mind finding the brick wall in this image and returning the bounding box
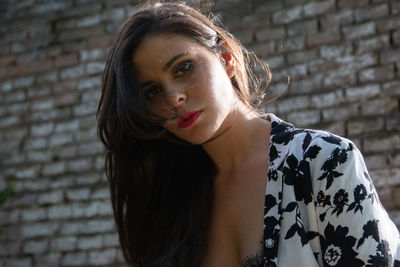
[0,0,398,266]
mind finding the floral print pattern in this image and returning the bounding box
[243,114,400,266]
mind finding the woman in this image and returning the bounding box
[97,1,400,266]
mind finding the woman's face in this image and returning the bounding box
[132,34,239,144]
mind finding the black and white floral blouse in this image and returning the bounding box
[248,114,400,267]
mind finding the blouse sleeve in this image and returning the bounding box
[309,134,400,266]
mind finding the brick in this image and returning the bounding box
[23,137,47,150]
[266,55,284,69]
[278,36,305,52]
[345,84,381,101]
[347,118,385,136]
[31,122,54,137]
[323,69,357,89]
[58,27,103,42]
[47,205,72,220]
[4,91,26,103]
[0,80,12,93]
[59,65,85,80]
[364,154,388,170]
[49,133,74,147]
[311,90,344,108]
[376,187,395,209]
[21,208,46,222]
[94,155,104,171]
[51,236,77,252]
[77,235,103,250]
[321,121,345,136]
[376,17,400,32]
[287,109,320,127]
[75,127,97,142]
[249,41,275,58]
[307,28,341,47]
[52,54,79,69]
[103,234,119,247]
[100,7,125,22]
[13,76,34,89]
[356,34,390,54]
[235,29,254,45]
[27,87,51,99]
[359,65,394,83]
[77,76,101,91]
[361,98,398,115]
[0,210,20,226]
[76,14,101,28]
[277,95,310,113]
[42,161,66,176]
[91,186,109,200]
[290,74,323,94]
[53,80,77,94]
[255,27,285,42]
[15,165,41,179]
[380,49,400,64]
[389,153,400,167]
[322,104,359,121]
[0,241,20,256]
[32,98,54,111]
[33,253,61,267]
[37,190,64,205]
[4,258,32,267]
[55,146,78,159]
[354,4,389,23]
[54,120,79,133]
[393,31,400,45]
[60,219,114,235]
[61,252,87,266]
[49,176,75,189]
[287,19,318,37]
[54,92,80,107]
[284,63,308,79]
[272,6,302,24]
[80,48,105,62]
[302,0,335,17]
[364,135,400,153]
[67,157,92,173]
[88,248,117,265]
[15,179,53,192]
[370,168,400,187]
[287,50,317,65]
[21,222,59,238]
[320,9,353,30]
[309,59,339,73]
[23,239,48,254]
[320,43,353,59]
[66,188,90,201]
[85,61,105,75]
[386,113,400,131]
[73,102,97,116]
[342,22,376,40]
[338,0,369,8]
[31,1,68,14]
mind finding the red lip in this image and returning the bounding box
[178,111,201,128]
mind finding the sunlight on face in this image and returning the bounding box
[132,34,240,144]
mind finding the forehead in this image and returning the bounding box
[132,34,212,68]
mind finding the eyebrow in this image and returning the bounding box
[139,52,188,89]
[163,52,188,72]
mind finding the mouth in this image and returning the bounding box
[178,111,201,128]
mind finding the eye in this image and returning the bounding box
[143,86,161,101]
[173,60,193,77]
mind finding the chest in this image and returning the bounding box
[201,162,268,266]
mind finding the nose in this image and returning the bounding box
[164,84,187,109]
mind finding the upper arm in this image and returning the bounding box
[309,134,400,266]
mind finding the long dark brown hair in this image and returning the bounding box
[97,1,271,266]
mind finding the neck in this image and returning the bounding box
[201,104,269,176]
